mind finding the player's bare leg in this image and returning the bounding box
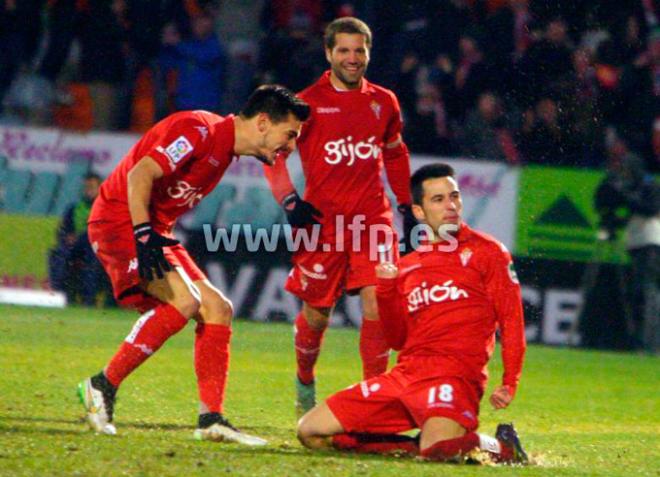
[359,286,390,379]
[79,269,199,435]
[297,402,344,449]
[191,279,266,446]
[298,402,419,455]
[419,417,528,464]
[294,302,332,418]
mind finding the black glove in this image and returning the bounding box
[281,192,323,228]
[133,223,180,281]
[397,204,417,255]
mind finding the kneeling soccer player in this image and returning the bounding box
[297,163,529,463]
[77,85,309,443]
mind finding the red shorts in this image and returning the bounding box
[88,220,206,309]
[326,358,483,434]
[285,217,399,308]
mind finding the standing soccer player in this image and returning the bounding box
[296,164,529,464]
[78,85,310,443]
[264,17,416,416]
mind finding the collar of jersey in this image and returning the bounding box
[319,70,374,94]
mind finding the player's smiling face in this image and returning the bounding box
[326,33,370,90]
[256,112,303,165]
[413,176,463,233]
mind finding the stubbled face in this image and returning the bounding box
[413,176,463,235]
[255,112,302,165]
[325,33,370,89]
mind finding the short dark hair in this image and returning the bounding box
[411,163,456,205]
[84,173,102,183]
[324,17,372,50]
[240,84,310,123]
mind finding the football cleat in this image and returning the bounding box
[295,376,316,420]
[78,375,117,435]
[193,413,267,446]
[495,423,529,464]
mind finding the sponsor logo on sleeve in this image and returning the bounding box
[164,135,193,164]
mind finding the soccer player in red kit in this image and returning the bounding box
[77,85,310,443]
[296,163,529,464]
[264,17,416,416]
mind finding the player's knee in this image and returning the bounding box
[171,292,201,319]
[201,293,233,325]
[296,423,324,450]
[360,290,378,319]
[303,303,331,330]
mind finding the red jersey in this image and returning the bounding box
[265,71,412,221]
[376,224,526,392]
[89,111,236,234]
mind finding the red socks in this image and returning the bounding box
[420,433,480,461]
[105,303,188,387]
[294,312,326,385]
[359,318,390,379]
[420,432,513,462]
[332,433,419,456]
[194,322,232,414]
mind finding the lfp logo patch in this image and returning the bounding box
[165,136,193,164]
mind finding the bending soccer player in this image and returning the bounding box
[264,17,416,417]
[297,164,529,464]
[78,85,310,443]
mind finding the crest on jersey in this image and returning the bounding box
[460,248,473,267]
[370,100,382,119]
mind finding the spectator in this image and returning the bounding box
[404,83,455,156]
[519,97,579,165]
[595,133,659,353]
[448,32,495,121]
[614,28,660,164]
[0,0,46,115]
[460,91,520,163]
[562,47,605,166]
[486,0,533,65]
[159,13,228,112]
[516,17,574,105]
[257,12,325,92]
[48,173,108,307]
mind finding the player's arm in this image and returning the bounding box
[375,263,409,350]
[382,94,415,250]
[127,157,179,280]
[127,156,164,226]
[483,245,526,409]
[263,153,322,228]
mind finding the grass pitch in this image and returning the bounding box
[0,305,657,476]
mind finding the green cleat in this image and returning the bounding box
[295,376,316,420]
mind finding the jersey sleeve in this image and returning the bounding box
[482,243,526,394]
[382,92,412,205]
[384,91,403,145]
[147,116,212,176]
[375,275,409,350]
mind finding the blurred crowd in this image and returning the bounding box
[0,0,659,171]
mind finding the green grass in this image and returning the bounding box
[0,305,658,476]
